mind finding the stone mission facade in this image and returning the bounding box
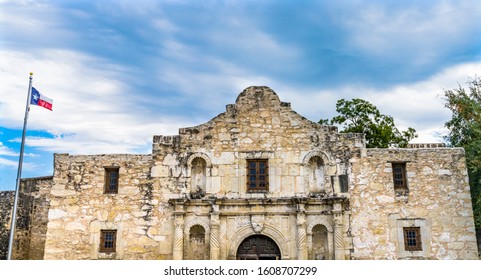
[1,86,479,259]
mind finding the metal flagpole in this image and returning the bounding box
[7,72,34,260]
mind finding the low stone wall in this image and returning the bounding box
[0,176,52,260]
[350,148,479,259]
[44,154,156,260]
[0,190,33,260]
[407,143,446,149]
[0,191,14,260]
[18,177,52,259]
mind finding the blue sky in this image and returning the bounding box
[1,0,480,190]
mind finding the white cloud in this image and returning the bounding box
[0,1,71,45]
[274,61,481,144]
[153,56,480,146]
[151,18,179,33]
[1,0,479,159]
[24,153,40,158]
[0,142,17,157]
[0,49,193,155]
[0,143,18,168]
[2,50,478,158]
[344,0,481,63]
[0,157,17,167]
[157,58,274,110]
[0,141,38,170]
[16,118,187,155]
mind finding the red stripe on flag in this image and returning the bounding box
[37,99,53,111]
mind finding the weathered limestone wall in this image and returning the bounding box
[350,148,479,259]
[149,86,360,260]
[43,154,164,259]
[42,87,359,260]
[18,177,52,260]
[152,86,364,199]
[0,176,51,260]
[0,191,14,259]
[39,86,478,260]
[10,191,35,260]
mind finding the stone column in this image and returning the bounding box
[172,203,185,260]
[296,203,308,260]
[210,204,220,260]
[333,202,345,260]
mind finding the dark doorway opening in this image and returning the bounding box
[236,235,281,260]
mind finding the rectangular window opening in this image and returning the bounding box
[247,159,269,192]
[104,167,119,194]
[100,230,117,253]
[339,175,349,193]
[403,227,422,251]
[392,162,407,193]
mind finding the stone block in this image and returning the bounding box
[211,177,221,193]
[438,169,452,176]
[65,222,86,231]
[447,242,464,250]
[48,209,67,220]
[51,189,76,197]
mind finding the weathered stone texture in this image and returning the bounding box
[0,176,52,260]
[152,87,361,199]
[44,154,158,259]
[10,86,479,260]
[350,148,478,259]
[0,191,14,259]
[21,177,53,260]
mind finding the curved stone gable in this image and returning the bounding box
[166,86,341,154]
[235,86,282,109]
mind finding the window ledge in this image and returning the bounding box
[246,192,268,199]
[395,189,409,202]
[98,252,117,259]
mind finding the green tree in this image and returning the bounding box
[319,98,417,148]
[443,77,481,231]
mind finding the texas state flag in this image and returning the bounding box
[30,87,53,111]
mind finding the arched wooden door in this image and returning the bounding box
[236,235,281,260]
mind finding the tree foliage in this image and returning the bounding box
[444,76,481,230]
[319,98,417,148]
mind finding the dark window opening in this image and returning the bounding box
[104,167,119,194]
[100,230,117,253]
[339,175,349,193]
[392,163,408,195]
[403,227,422,251]
[247,160,269,192]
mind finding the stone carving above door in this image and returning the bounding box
[251,215,265,233]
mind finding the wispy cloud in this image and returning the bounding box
[0,142,17,157]
[0,49,194,154]
[276,61,481,143]
[0,0,480,190]
[0,157,17,167]
[342,1,481,80]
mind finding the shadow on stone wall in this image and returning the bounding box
[0,176,52,260]
[477,231,481,258]
[0,191,14,260]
